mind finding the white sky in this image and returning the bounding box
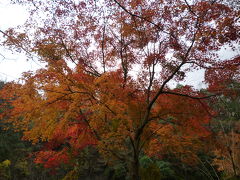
[0,0,42,82]
[0,0,239,89]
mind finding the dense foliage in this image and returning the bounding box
[0,0,239,179]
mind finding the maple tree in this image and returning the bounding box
[1,0,240,179]
[205,82,240,178]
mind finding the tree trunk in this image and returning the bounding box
[131,138,141,180]
[132,152,140,180]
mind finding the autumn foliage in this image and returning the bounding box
[0,0,239,179]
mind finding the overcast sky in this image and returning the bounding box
[0,0,43,82]
[0,0,239,89]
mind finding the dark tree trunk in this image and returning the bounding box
[131,138,141,180]
[132,153,140,180]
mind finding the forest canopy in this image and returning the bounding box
[0,0,239,179]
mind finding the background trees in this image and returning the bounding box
[0,0,239,179]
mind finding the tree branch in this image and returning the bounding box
[112,0,171,36]
[161,91,219,100]
[184,0,197,16]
